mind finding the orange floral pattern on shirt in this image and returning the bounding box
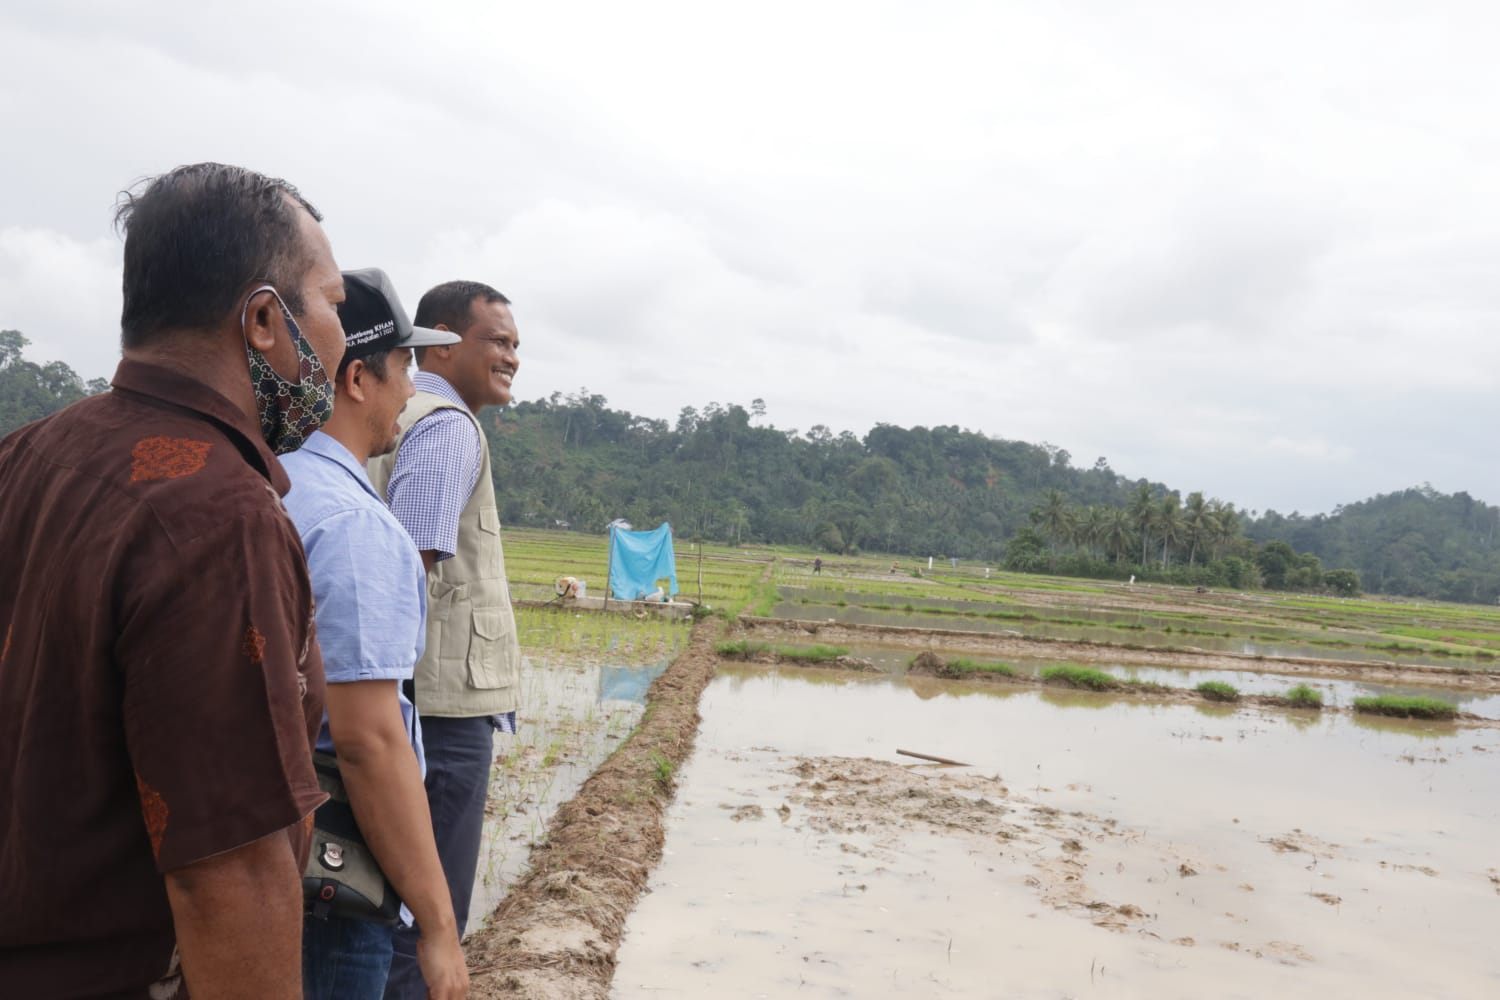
[242,625,267,664]
[130,436,212,482]
[135,773,169,859]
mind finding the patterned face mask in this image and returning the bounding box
[240,285,334,454]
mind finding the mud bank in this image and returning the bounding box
[462,621,718,999]
[734,616,1500,693]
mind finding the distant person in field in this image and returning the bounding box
[284,269,468,999]
[0,163,341,997]
[814,557,823,574]
[366,280,523,999]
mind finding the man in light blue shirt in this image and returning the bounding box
[283,269,469,1000]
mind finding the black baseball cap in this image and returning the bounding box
[338,268,461,359]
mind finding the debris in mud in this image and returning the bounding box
[727,804,764,822]
[1308,892,1342,906]
[1264,829,1340,857]
[1178,863,1199,877]
[910,650,946,673]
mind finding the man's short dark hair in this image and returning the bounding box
[115,163,323,348]
[336,347,391,382]
[413,281,509,334]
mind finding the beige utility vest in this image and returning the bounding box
[368,391,521,717]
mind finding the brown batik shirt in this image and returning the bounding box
[0,359,328,997]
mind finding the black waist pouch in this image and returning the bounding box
[302,752,402,926]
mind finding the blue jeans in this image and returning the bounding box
[303,912,394,1000]
[383,715,496,1000]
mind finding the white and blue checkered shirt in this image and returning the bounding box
[384,372,519,734]
[385,372,483,563]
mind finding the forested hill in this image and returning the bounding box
[3,327,1496,603]
[1247,488,1500,604]
[485,391,1500,603]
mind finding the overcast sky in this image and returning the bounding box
[3,0,1497,516]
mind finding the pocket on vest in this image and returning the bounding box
[479,506,501,534]
[466,608,517,690]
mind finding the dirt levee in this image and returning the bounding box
[735,616,1500,693]
[463,620,718,999]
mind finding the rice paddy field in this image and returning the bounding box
[471,528,1500,999]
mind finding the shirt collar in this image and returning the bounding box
[412,371,471,413]
[298,430,383,503]
[110,358,291,495]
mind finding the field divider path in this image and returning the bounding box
[463,618,720,1000]
[735,616,1500,693]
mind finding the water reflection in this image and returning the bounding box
[618,665,1500,999]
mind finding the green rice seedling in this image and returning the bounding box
[714,639,772,657]
[1283,684,1324,709]
[1351,696,1457,720]
[650,751,674,788]
[1196,680,1241,702]
[945,658,1017,677]
[1123,677,1170,693]
[1039,665,1120,691]
[773,644,849,662]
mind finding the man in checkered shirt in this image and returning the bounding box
[365,280,522,1000]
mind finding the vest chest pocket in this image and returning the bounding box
[479,506,501,534]
[466,607,518,690]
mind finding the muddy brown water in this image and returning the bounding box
[611,664,1500,999]
[469,656,668,930]
[842,645,1500,717]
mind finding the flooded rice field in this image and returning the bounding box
[464,603,688,933]
[774,600,1495,671]
[469,619,677,931]
[842,645,1500,717]
[612,664,1500,999]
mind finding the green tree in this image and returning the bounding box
[1156,496,1183,568]
[0,330,99,436]
[1127,483,1155,565]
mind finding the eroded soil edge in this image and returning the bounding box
[463,620,718,999]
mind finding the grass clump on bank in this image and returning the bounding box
[943,658,1018,677]
[714,640,849,663]
[1039,665,1119,691]
[1352,695,1456,720]
[1283,684,1324,709]
[1196,680,1241,702]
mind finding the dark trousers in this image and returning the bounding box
[303,912,394,1000]
[382,715,496,1000]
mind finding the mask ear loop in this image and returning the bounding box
[240,285,290,345]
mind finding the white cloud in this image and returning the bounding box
[0,227,121,376]
[2,0,1499,513]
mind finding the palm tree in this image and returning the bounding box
[1103,508,1134,564]
[1209,503,1241,561]
[1182,491,1210,566]
[1077,506,1108,559]
[1127,483,1154,566]
[1030,489,1074,569]
[1156,495,1184,568]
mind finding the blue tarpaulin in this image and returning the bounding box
[608,522,678,601]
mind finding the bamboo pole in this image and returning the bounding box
[896,748,970,767]
[603,525,614,612]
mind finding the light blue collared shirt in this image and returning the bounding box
[282,431,427,776]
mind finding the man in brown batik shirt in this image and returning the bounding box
[0,163,348,998]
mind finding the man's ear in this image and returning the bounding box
[340,358,368,403]
[243,288,282,354]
